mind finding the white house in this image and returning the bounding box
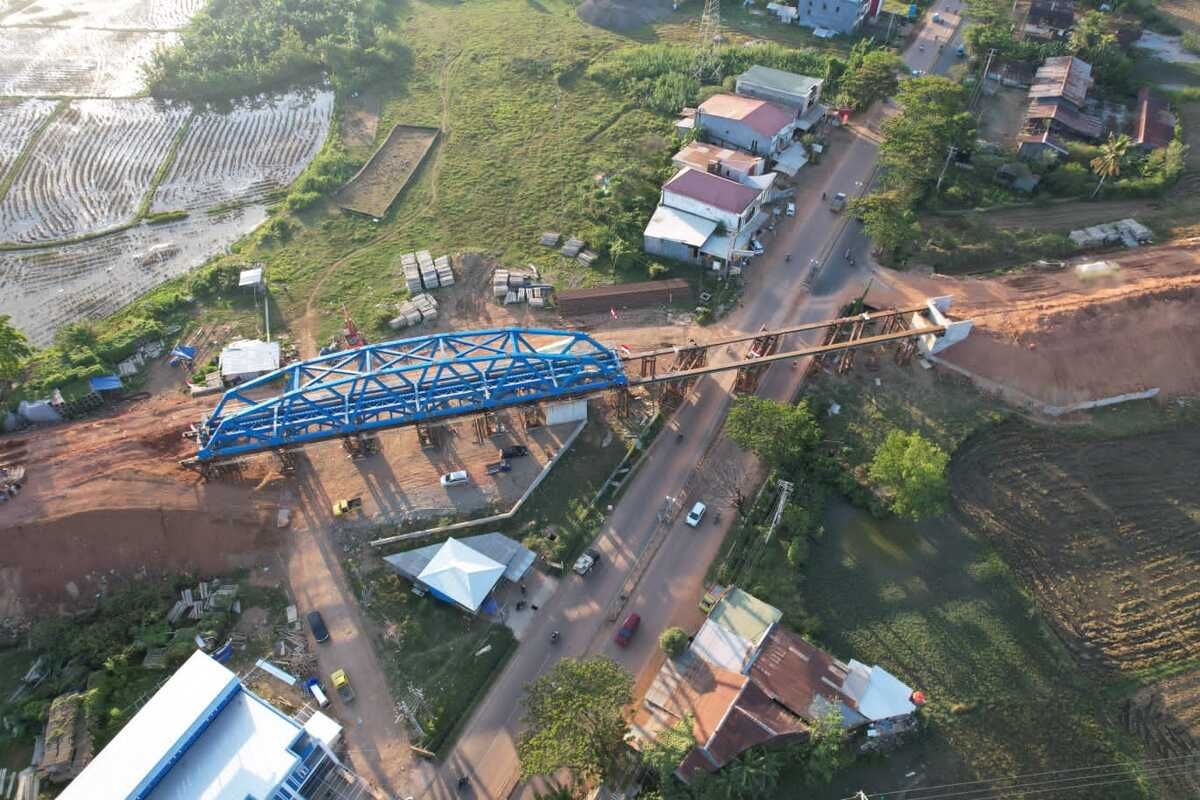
[695,93,798,157]
[644,168,769,271]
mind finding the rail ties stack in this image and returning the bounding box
[493,266,550,307]
[561,237,585,258]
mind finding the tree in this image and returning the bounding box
[868,430,950,520]
[849,191,922,259]
[0,315,31,384]
[879,76,976,192]
[659,627,689,658]
[518,657,633,784]
[640,714,695,798]
[693,746,785,800]
[608,236,633,271]
[791,709,848,784]
[1089,133,1132,198]
[838,49,902,111]
[725,397,822,471]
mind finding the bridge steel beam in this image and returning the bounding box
[192,328,626,462]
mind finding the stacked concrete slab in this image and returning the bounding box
[389,293,439,330]
[400,253,422,294]
[492,266,550,307]
[435,255,455,287]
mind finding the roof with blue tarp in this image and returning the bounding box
[89,375,123,392]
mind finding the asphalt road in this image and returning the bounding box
[416,6,965,798]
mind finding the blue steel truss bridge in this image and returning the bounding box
[185,300,969,469]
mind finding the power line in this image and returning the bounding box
[843,752,1200,800]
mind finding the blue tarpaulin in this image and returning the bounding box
[169,345,196,366]
[89,375,123,392]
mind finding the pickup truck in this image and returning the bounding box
[331,669,355,703]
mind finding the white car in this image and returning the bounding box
[911,69,926,77]
[685,502,707,528]
[440,470,469,487]
[786,202,796,217]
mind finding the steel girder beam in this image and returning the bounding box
[194,328,625,461]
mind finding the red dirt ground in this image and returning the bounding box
[870,238,1200,405]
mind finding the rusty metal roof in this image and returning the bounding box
[1136,88,1175,149]
[1029,56,1093,107]
[1025,99,1103,139]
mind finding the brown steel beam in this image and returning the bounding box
[622,305,929,361]
[628,326,945,386]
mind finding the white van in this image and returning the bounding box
[307,679,330,708]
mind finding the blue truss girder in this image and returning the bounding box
[196,328,627,461]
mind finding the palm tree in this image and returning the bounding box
[1090,133,1132,198]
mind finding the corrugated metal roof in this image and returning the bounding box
[1136,88,1174,149]
[1025,99,1103,138]
[737,65,823,99]
[698,93,796,138]
[644,205,718,248]
[1029,56,1092,107]
[664,168,761,215]
[748,626,868,728]
[219,339,280,378]
[707,587,782,645]
[673,142,764,173]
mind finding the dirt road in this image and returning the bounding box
[967,199,1162,232]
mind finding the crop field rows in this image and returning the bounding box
[0,27,177,98]
[0,99,188,243]
[152,90,335,212]
[952,423,1200,674]
[0,205,269,345]
[0,89,331,344]
[1,0,205,30]
[0,98,56,178]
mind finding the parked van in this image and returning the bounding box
[305,677,330,708]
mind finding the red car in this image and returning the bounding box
[614,613,641,647]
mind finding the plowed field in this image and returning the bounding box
[0,98,56,178]
[952,422,1200,674]
[2,0,204,30]
[0,27,177,97]
[1122,669,1200,795]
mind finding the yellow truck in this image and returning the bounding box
[331,669,355,703]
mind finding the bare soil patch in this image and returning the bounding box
[977,85,1028,148]
[1121,670,1200,796]
[951,422,1200,674]
[869,239,1200,404]
[1158,0,1200,35]
[335,124,439,218]
[577,0,674,31]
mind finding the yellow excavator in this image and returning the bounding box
[331,496,363,517]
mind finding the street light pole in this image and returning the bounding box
[935,144,958,190]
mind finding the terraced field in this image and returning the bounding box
[952,422,1200,674]
[0,99,189,243]
[0,98,57,178]
[152,90,335,212]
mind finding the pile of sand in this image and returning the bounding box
[577,0,675,31]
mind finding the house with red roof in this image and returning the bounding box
[643,168,770,272]
[695,93,799,157]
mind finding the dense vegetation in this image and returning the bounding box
[588,40,900,117]
[144,0,408,101]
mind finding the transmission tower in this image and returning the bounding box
[692,0,721,82]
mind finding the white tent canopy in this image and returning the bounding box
[417,538,506,613]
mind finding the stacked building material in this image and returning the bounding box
[577,250,599,267]
[389,293,439,329]
[400,253,423,294]
[434,255,455,286]
[493,269,511,298]
[561,237,585,258]
[417,250,439,289]
[540,232,561,247]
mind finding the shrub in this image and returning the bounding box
[659,627,689,658]
[646,262,669,279]
[284,190,322,212]
[786,538,809,567]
